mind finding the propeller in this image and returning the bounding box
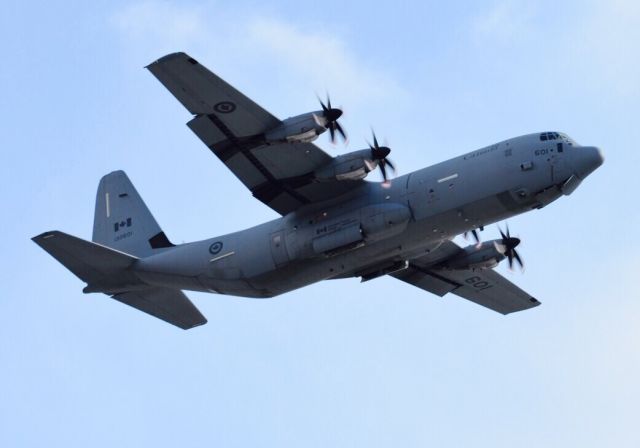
[318,95,347,144]
[496,224,524,270]
[464,225,485,245]
[367,130,396,184]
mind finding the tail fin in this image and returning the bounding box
[32,231,207,330]
[93,171,174,258]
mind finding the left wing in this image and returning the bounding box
[147,52,363,215]
[393,241,540,314]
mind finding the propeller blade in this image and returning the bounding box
[465,228,484,244]
[385,158,396,173]
[513,250,524,269]
[381,161,390,182]
[335,121,347,141]
[318,95,328,113]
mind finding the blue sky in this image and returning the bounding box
[2,1,639,446]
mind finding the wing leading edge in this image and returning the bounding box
[393,241,540,314]
[147,52,363,215]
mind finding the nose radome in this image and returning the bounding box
[574,146,604,179]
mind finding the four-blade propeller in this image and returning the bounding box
[496,224,524,270]
[318,95,347,144]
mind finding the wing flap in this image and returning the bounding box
[187,114,230,157]
[394,267,458,297]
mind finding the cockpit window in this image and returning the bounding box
[539,132,560,141]
[559,132,576,146]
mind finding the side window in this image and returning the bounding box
[557,143,563,153]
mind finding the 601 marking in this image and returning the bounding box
[465,276,493,291]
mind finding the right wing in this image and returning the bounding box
[147,52,363,216]
[392,241,540,314]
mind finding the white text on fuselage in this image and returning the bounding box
[463,144,500,160]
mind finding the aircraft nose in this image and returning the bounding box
[573,146,604,179]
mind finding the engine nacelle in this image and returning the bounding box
[264,111,325,143]
[440,241,505,270]
[314,149,376,181]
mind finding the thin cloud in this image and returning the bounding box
[110,1,406,109]
[470,0,537,44]
[568,0,640,97]
[246,17,406,106]
[111,1,207,52]
[469,0,640,98]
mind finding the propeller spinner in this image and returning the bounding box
[496,224,524,270]
[318,95,347,144]
[367,130,396,184]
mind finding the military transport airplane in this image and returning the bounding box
[32,52,604,329]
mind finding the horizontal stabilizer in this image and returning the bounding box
[32,231,137,286]
[33,231,206,329]
[113,288,207,330]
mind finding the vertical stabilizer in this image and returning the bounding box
[93,171,174,257]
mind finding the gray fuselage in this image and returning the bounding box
[134,132,603,298]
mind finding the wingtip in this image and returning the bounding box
[182,318,208,330]
[145,51,192,69]
[529,297,541,307]
[32,230,59,242]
